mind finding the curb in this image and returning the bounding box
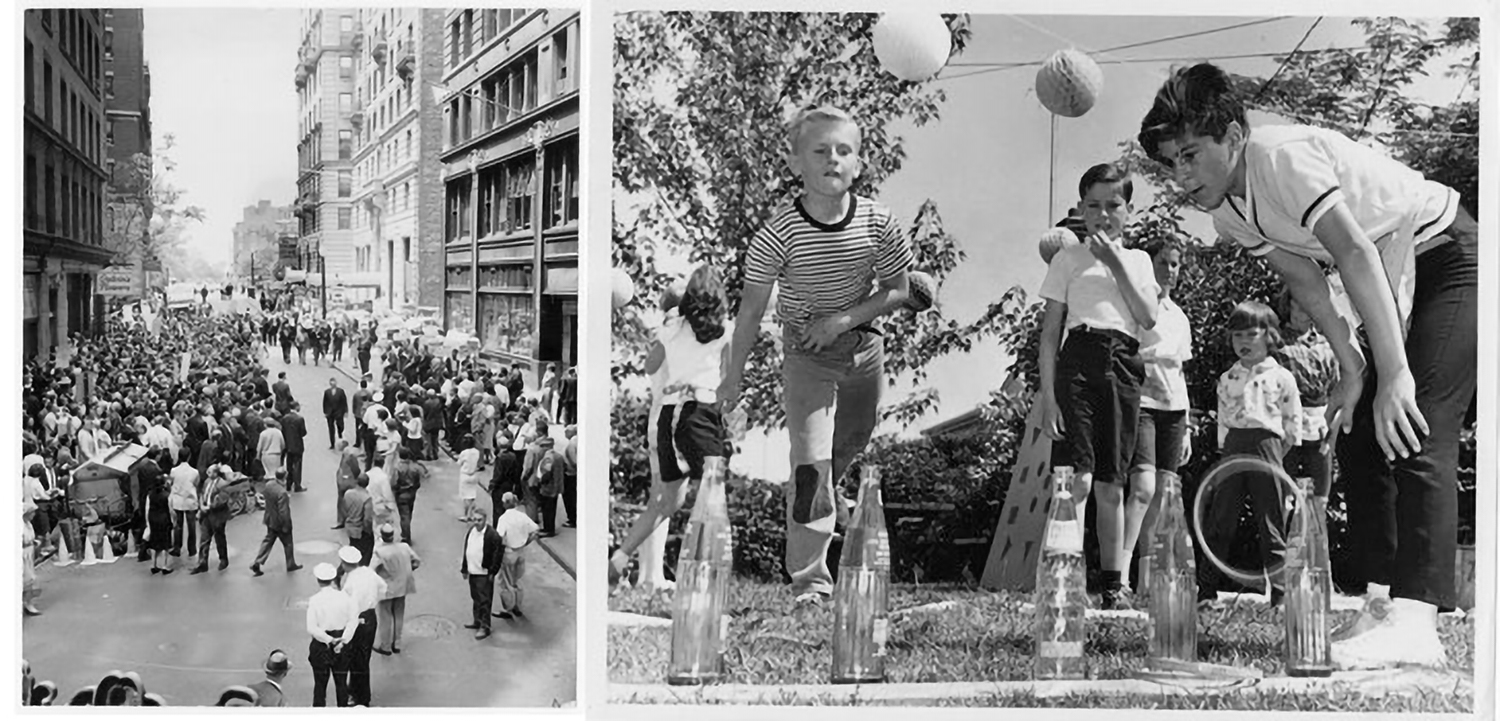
[538,534,576,580]
[609,668,1474,705]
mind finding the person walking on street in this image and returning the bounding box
[306,563,358,708]
[251,469,302,576]
[342,474,376,566]
[530,437,564,537]
[492,492,540,620]
[391,448,426,545]
[361,397,390,472]
[491,432,521,515]
[272,372,294,415]
[246,650,290,707]
[457,435,481,520]
[421,389,444,461]
[167,448,199,560]
[323,378,349,450]
[337,546,386,707]
[333,441,361,530]
[460,508,503,640]
[257,418,286,482]
[370,524,421,655]
[191,465,233,574]
[561,425,578,529]
[352,379,372,455]
[282,402,308,493]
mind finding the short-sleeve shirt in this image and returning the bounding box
[494,508,539,550]
[1038,243,1160,339]
[1208,124,1460,328]
[742,196,913,345]
[1217,357,1302,446]
[1139,297,1193,411]
[659,315,734,403]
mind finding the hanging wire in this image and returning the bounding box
[939,47,1365,83]
[1253,17,1322,103]
[954,16,1294,69]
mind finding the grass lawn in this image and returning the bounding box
[608,580,1475,711]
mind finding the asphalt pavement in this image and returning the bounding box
[21,348,577,707]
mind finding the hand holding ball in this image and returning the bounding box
[1036,49,1104,117]
[873,13,952,82]
[611,268,636,310]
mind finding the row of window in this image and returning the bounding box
[444,137,579,244]
[444,25,575,151]
[31,10,104,99]
[353,236,417,274]
[355,128,416,184]
[348,181,416,228]
[441,291,536,358]
[24,150,103,247]
[24,39,108,168]
[447,9,525,73]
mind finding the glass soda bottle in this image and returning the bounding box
[831,463,891,684]
[1146,471,1198,662]
[1033,466,1089,680]
[1283,477,1333,677]
[667,456,733,685]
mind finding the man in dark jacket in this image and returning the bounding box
[421,389,445,461]
[272,372,294,415]
[351,379,372,458]
[185,405,210,462]
[459,508,503,640]
[191,466,234,574]
[281,401,308,492]
[322,377,349,449]
[250,469,302,575]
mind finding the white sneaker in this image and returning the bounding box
[1332,591,1393,642]
[1331,598,1447,670]
[794,591,830,606]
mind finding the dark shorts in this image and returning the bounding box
[655,401,727,484]
[1053,327,1145,484]
[1131,408,1188,474]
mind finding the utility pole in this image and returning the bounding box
[320,251,327,319]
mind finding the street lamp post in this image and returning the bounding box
[320,252,327,319]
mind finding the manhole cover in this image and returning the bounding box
[404,615,457,639]
[284,597,310,611]
[295,540,342,556]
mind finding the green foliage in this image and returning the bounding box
[105,134,207,269]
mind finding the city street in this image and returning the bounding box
[22,349,577,708]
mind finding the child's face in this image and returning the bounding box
[1152,248,1182,293]
[1080,181,1131,238]
[1155,123,1245,211]
[789,120,861,198]
[1231,327,1270,363]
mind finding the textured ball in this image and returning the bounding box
[1036,49,1104,118]
[611,268,636,309]
[872,13,952,82]
[905,270,937,312]
[1039,227,1080,264]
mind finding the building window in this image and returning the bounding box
[403,182,410,212]
[448,19,461,69]
[105,70,114,99]
[24,155,37,230]
[338,207,351,229]
[338,170,352,197]
[340,54,353,78]
[103,28,112,57]
[505,156,534,233]
[340,15,353,33]
[497,9,514,34]
[554,29,571,95]
[445,177,471,242]
[478,293,534,356]
[339,129,352,159]
[404,129,413,160]
[461,10,474,59]
[24,40,34,112]
[545,139,579,228]
[476,165,497,238]
[339,92,352,114]
[44,165,56,234]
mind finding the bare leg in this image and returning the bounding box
[1121,467,1158,586]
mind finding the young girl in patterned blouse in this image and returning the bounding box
[1202,301,1302,602]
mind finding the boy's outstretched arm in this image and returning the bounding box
[802,272,910,353]
[719,282,773,408]
[1037,300,1067,441]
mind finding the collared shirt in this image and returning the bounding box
[494,508,539,550]
[1139,297,1193,412]
[1217,356,1302,446]
[340,566,387,614]
[465,526,489,575]
[1039,243,1160,340]
[305,587,359,643]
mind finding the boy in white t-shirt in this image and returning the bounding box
[1037,163,1160,611]
[1140,62,1476,668]
[608,265,734,587]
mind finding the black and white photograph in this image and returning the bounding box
[18,6,579,707]
[606,10,1488,711]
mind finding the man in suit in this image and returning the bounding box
[342,473,376,566]
[272,372,294,414]
[251,469,301,576]
[333,440,362,530]
[246,650,290,707]
[421,389,445,461]
[184,404,210,463]
[191,465,233,574]
[252,368,272,404]
[459,508,503,640]
[281,402,308,493]
[323,377,349,449]
[352,379,373,464]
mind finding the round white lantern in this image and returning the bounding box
[1038,227,1079,264]
[906,270,937,312]
[611,268,636,309]
[1035,49,1104,118]
[872,13,952,82]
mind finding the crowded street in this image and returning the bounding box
[21,306,577,707]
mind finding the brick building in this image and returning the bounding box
[232,200,295,286]
[22,9,114,360]
[440,8,580,382]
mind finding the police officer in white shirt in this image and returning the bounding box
[337,546,387,707]
[305,563,359,707]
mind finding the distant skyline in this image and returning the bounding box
[144,8,302,269]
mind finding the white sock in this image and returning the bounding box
[1367,583,1391,600]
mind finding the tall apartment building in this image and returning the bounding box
[440,8,580,381]
[347,7,446,310]
[233,200,294,284]
[293,9,361,302]
[101,8,159,298]
[22,9,114,360]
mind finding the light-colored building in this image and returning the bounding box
[232,200,294,285]
[23,9,114,359]
[293,9,361,304]
[439,8,580,382]
[347,7,447,311]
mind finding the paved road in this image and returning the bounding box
[22,350,577,707]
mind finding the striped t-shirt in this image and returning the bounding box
[742,196,913,344]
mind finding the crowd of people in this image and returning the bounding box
[23,295,580,705]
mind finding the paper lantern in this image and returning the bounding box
[1038,227,1079,264]
[1035,49,1104,118]
[611,268,635,309]
[906,270,937,312]
[872,13,952,82]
